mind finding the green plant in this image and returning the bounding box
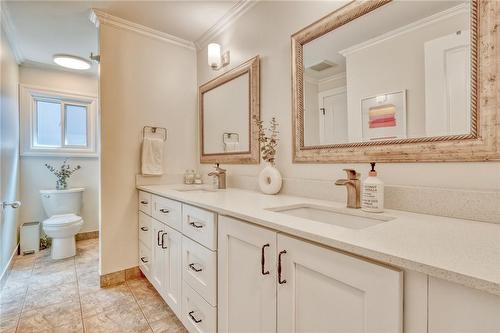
[45,159,81,190]
[254,116,280,165]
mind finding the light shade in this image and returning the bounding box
[53,54,91,70]
[207,43,221,68]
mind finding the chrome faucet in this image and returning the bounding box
[208,163,226,189]
[335,169,361,209]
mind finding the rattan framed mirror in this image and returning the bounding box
[292,0,499,163]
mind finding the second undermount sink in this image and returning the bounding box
[267,204,395,230]
[174,187,217,193]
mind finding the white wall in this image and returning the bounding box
[0,26,20,278]
[18,66,99,233]
[197,1,500,192]
[99,24,197,275]
[303,78,319,146]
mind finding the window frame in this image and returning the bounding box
[20,84,98,157]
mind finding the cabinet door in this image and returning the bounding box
[277,234,402,333]
[151,219,165,291]
[160,224,182,318]
[218,216,277,333]
[428,277,500,333]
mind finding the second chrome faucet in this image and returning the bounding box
[335,169,361,209]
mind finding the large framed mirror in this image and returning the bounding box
[292,0,499,162]
[200,56,260,164]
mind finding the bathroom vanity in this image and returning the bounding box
[136,185,500,333]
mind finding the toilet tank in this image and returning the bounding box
[40,188,84,217]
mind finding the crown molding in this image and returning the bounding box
[20,60,98,77]
[339,3,468,57]
[194,0,259,50]
[0,3,24,64]
[90,9,195,51]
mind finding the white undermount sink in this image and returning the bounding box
[174,187,216,193]
[267,204,395,230]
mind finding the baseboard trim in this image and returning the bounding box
[99,266,141,288]
[0,243,19,289]
[76,230,99,241]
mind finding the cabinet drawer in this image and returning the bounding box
[181,281,217,333]
[139,191,152,215]
[152,195,182,231]
[139,242,151,279]
[182,236,217,306]
[139,212,152,248]
[182,204,217,250]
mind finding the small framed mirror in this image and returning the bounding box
[292,0,499,162]
[200,56,260,164]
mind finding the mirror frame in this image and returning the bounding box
[200,56,260,164]
[292,0,500,163]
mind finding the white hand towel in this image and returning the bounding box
[141,137,164,175]
[224,142,240,152]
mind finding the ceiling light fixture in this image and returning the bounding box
[53,54,91,70]
[208,43,230,71]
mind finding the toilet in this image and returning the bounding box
[40,188,84,259]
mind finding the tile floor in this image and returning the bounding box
[0,239,187,333]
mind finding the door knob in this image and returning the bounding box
[2,201,21,209]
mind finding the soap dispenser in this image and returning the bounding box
[361,162,384,213]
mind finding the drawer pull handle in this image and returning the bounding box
[188,311,202,323]
[159,208,170,214]
[140,257,148,263]
[161,232,168,249]
[261,243,270,275]
[189,221,204,229]
[278,250,287,284]
[140,200,148,205]
[140,227,148,231]
[189,263,202,272]
[157,230,163,246]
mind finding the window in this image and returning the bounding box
[21,85,97,156]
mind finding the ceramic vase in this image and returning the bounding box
[258,162,282,195]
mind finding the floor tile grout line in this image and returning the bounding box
[126,279,155,333]
[13,252,37,333]
[73,253,86,333]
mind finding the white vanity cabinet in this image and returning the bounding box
[277,234,402,333]
[218,215,403,333]
[218,215,277,333]
[138,191,218,333]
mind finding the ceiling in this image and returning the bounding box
[3,1,238,73]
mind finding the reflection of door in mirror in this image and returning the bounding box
[425,30,470,137]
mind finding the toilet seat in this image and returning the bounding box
[43,214,83,226]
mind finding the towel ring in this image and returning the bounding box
[143,126,167,141]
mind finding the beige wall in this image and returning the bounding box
[0,27,20,278]
[197,1,500,192]
[18,66,99,233]
[99,24,197,274]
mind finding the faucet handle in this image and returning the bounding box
[215,163,226,173]
[342,169,360,180]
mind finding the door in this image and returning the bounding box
[424,30,470,136]
[318,87,348,145]
[151,219,165,290]
[218,216,277,333]
[161,223,182,317]
[277,234,403,333]
[0,41,21,278]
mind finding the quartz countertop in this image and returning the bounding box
[137,185,500,296]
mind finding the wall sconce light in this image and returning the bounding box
[208,43,230,70]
